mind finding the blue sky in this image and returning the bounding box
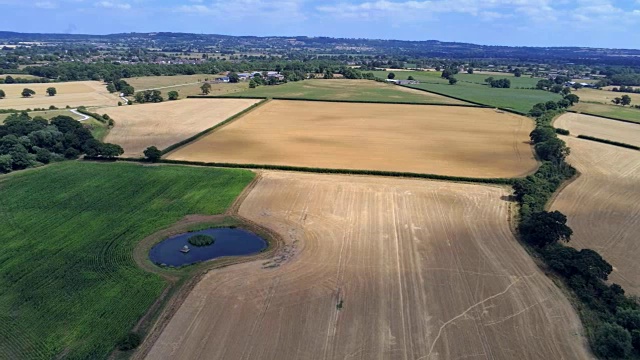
[2,0,640,48]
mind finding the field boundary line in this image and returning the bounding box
[160,99,270,155]
[575,134,640,150]
[566,109,640,125]
[90,157,518,185]
[187,94,485,108]
[398,84,529,115]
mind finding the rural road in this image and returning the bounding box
[69,109,90,121]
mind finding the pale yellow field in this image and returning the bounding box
[573,88,640,105]
[551,137,640,295]
[126,74,217,90]
[555,112,640,147]
[167,100,538,178]
[100,98,261,156]
[144,172,589,360]
[0,81,119,110]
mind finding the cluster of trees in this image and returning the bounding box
[528,94,579,117]
[0,113,122,173]
[484,77,511,88]
[134,90,163,104]
[611,95,632,106]
[612,85,640,94]
[515,106,640,359]
[106,79,135,96]
[249,72,280,88]
[0,75,49,84]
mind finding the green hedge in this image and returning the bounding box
[566,110,640,126]
[577,135,640,150]
[555,128,570,135]
[397,85,495,109]
[161,99,268,155]
[92,157,516,185]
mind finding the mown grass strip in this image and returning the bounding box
[161,99,268,155]
[566,110,640,126]
[188,95,483,108]
[576,135,640,150]
[93,157,518,185]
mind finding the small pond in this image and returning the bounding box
[149,227,267,267]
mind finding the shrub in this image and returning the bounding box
[117,332,141,351]
[143,146,162,162]
[592,323,632,359]
[555,128,570,135]
[188,234,215,247]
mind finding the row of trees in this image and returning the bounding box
[0,87,57,98]
[485,77,511,88]
[0,75,50,84]
[515,106,640,359]
[0,113,122,173]
[611,95,632,106]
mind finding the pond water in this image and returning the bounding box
[149,227,267,267]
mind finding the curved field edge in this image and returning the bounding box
[0,161,255,359]
[143,171,590,360]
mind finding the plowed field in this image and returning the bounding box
[100,98,261,156]
[145,172,589,360]
[166,100,537,178]
[552,136,640,295]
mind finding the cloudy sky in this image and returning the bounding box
[3,0,640,48]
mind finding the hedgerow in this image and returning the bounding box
[577,135,640,151]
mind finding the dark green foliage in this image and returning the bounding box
[0,89,5,98]
[387,72,395,79]
[529,126,556,144]
[21,88,35,97]
[564,94,580,105]
[555,128,570,135]
[632,330,640,351]
[535,137,570,162]
[46,87,57,96]
[616,308,640,331]
[448,77,458,85]
[167,91,179,100]
[200,82,212,95]
[134,90,163,103]
[117,332,141,351]
[542,245,612,281]
[188,234,215,247]
[577,135,640,151]
[593,323,633,359]
[519,211,572,247]
[228,72,240,83]
[143,146,162,162]
[488,78,511,88]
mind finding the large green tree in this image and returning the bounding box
[21,88,35,97]
[46,87,57,96]
[520,210,573,247]
[200,82,212,95]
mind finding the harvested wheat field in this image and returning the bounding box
[551,137,640,295]
[0,81,119,110]
[145,172,589,360]
[555,112,640,147]
[100,98,261,156]
[167,100,537,178]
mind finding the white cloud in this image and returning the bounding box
[95,0,130,9]
[35,0,57,8]
[177,0,305,21]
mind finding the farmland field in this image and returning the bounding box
[0,109,83,122]
[371,70,542,88]
[551,137,640,295]
[0,81,120,110]
[166,100,537,178]
[100,98,261,156]
[126,74,219,89]
[571,102,640,123]
[146,171,589,360]
[572,88,640,105]
[555,112,640,147]
[0,161,255,359]
[226,79,468,104]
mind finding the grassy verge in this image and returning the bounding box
[577,135,640,150]
[0,161,255,359]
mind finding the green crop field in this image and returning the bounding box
[371,70,541,88]
[223,79,467,104]
[0,109,84,123]
[0,162,254,359]
[572,102,640,123]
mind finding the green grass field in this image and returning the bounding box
[0,109,84,123]
[572,102,640,123]
[0,162,254,359]
[223,79,467,104]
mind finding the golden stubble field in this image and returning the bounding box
[0,81,119,110]
[555,112,640,147]
[167,100,538,178]
[144,172,589,360]
[100,98,260,156]
[551,136,640,295]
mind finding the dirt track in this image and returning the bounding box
[555,112,640,147]
[100,98,260,156]
[167,100,537,178]
[551,136,640,295]
[145,172,589,360]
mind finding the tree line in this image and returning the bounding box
[514,105,640,359]
[0,113,122,174]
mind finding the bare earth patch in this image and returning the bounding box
[167,100,537,178]
[0,81,119,110]
[100,98,260,156]
[145,172,589,360]
[555,112,640,147]
[551,136,640,295]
